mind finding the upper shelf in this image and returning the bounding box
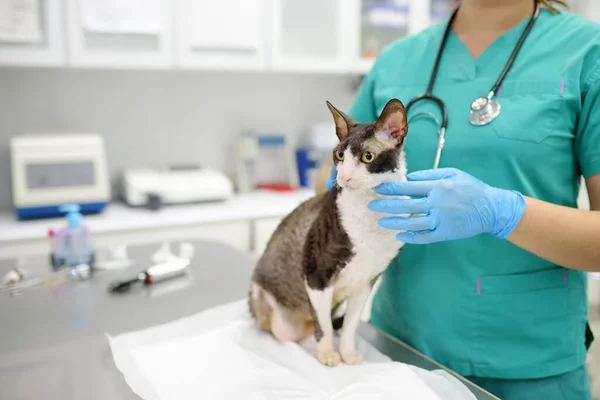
[0,0,453,74]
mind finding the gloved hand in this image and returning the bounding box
[367,168,526,244]
[325,162,337,191]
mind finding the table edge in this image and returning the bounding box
[365,323,501,400]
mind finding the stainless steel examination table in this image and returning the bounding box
[0,240,499,400]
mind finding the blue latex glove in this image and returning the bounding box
[325,161,337,191]
[367,168,526,244]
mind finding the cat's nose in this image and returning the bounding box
[341,175,351,183]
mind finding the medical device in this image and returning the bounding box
[296,122,338,188]
[405,0,540,169]
[234,133,298,193]
[107,258,190,293]
[48,204,95,272]
[119,165,234,209]
[10,133,111,220]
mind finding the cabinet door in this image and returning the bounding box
[269,0,353,73]
[252,217,282,257]
[174,0,267,70]
[354,0,449,73]
[65,0,174,68]
[0,0,65,66]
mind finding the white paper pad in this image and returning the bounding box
[107,300,476,400]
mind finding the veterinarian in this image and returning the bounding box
[316,1,600,399]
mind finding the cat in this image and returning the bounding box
[248,98,408,367]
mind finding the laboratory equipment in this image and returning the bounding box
[296,122,337,188]
[2,267,26,286]
[119,165,234,208]
[234,133,298,193]
[49,204,95,273]
[10,133,111,220]
[405,0,540,167]
[108,242,195,293]
[107,258,190,293]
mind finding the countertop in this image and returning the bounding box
[0,188,315,243]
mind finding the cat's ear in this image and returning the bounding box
[326,101,356,141]
[375,98,407,148]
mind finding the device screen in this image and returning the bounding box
[26,162,95,189]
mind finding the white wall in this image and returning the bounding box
[0,68,358,211]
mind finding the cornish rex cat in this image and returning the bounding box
[249,98,408,366]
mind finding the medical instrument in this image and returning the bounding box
[10,133,110,220]
[405,0,540,168]
[48,204,95,272]
[234,133,298,193]
[2,267,26,286]
[1,269,67,296]
[108,242,194,293]
[107,258,190,293]
[119,165,234,209]
[296,122,338,188]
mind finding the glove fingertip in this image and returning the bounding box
[374,182,400,195]
[377,217,395,229]
[406,170,433,180]
[367,199,384,212]
[396,231,414,243]
[407,168,455,182]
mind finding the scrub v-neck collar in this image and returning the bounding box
[444,9,540,81]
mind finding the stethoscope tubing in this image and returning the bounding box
[404,0,540,169]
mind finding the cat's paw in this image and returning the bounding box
[317,349,341,366]
[341,349,364,365]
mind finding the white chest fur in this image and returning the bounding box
[332,188,405,305]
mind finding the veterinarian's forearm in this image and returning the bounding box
[506,196,600,272]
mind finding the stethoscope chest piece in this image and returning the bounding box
[469,96,501,126]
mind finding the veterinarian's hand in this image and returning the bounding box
[325,162,337,191]
[367,168,526,244]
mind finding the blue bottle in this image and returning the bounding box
[50,204,94,271]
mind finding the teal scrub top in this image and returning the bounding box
[350,8,600,379]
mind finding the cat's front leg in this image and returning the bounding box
[339,285,370,365]
[306,285,340,366]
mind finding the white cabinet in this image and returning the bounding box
[64,0,173,68]
[252,217,283,256]
[353,0,447,73]
[269,0,355,73]
[174,0,267,70]
[0,190,315,260]
[0,0,449,72]
[0,0,65,66]
[0,220,251,260]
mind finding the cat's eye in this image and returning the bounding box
[361,151,375,163]
[335,151,344,161]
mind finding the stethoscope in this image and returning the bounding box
[405,0,540,168]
